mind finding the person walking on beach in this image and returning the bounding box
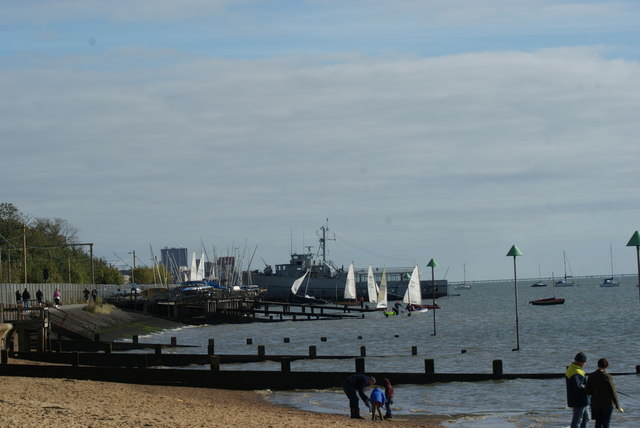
[566,352,590,428]
[383,377,395,419]
[36,289,43,306]
[342,374,375,419]
[53,288,61,308]
[22,288,31,308]
[586,358,623,428]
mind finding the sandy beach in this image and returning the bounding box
[2,358,446,428]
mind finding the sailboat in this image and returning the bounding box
[530,272,565,305]
[531,265,547,287]
[376,268,388,310]
[601,244,621,287]
[402,265,430,312]
[454,264,471,290]
[289,269,328,303]
[343,262,357,301]
[555,251,576,287]
[367,265,378,303]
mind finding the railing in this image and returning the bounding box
[0,304,46,323]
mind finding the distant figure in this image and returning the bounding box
[383,377,395,419]
[566,352,590,428]
[36,289,43,306]
[369,386,386,420]
[83,288,90,303]
[53,289,61,308]
[360,296,365,309]
[342,374,375,419]
[586,358,623,428]
[91,288,98,302]
[22,288,31,308]
[16,290,22,306]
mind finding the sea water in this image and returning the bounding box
[132,277,640,427]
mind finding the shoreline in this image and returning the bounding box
[2,359,447,427]
[3,305,448,427]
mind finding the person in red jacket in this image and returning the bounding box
[383,377,395,419]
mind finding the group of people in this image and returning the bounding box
[83,287,99,303]
[14,288,92,308]
[342,374,395,420]
[566,352,623,428]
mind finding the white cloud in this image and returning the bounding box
[2,45,640,279]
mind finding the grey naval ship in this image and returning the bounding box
[246,224,448,302]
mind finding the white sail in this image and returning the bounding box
[189,251,197,281]
[376,268,388,309]
[344,262,357,300]
[403,265,422,305]
[195,251,206,281]
[367,265,378,303]
[291,270,309,295]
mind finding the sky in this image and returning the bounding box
[2,0,640,282]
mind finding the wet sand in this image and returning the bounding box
[1,359,446,428]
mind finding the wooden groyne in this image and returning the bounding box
[3,354,638,391]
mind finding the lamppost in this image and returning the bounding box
[626,231,640,303]
[427,258,438,336]
[506,245,523,351]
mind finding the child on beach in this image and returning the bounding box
[369,386,386,420]
[383,378,395,419]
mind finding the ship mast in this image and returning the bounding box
[318,219,335,264]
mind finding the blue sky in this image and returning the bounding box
[2,1,640,281]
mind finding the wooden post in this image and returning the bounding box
[210,356,220,372]
[493,359,503,376]
[355,357,365,373]
[309,346,317,358]
[72,351,80,367]
[424,359,434,374]
[208,339,215,355]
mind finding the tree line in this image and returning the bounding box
[0,202,125,284]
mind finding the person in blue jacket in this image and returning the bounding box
[342,374,376,419]
[566,352,590,428]
[369,385,386,420]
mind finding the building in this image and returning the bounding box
[161,247,188,283]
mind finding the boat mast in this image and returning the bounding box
[318,218,335,264]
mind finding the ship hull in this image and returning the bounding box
[248,272,448,302]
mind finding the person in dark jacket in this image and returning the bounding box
[342,374,375,419]
[586,358,623,428]
[566,352,590,428]
[36,289,43,305]
[22,288,31,308]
